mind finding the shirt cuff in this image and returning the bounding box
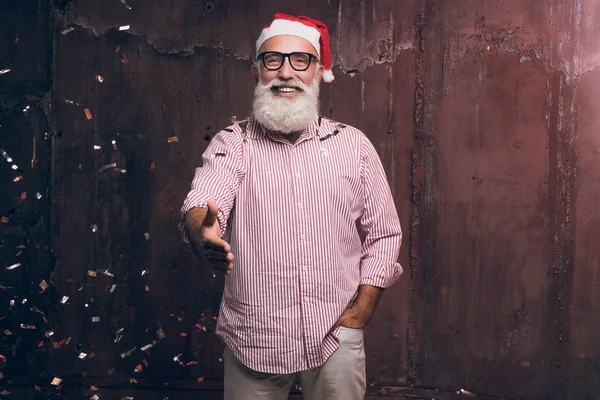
[360,259,403,288]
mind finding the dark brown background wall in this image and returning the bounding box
[0,0,598,399]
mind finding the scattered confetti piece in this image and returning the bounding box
[457,388,476,396]
[20,324,36,330]
[84,108,93,120]
[119,25,131,31]
[94,144,102,150]
[120,0,132,9]
[87,270,97,277]
[121,347,136,358]
[0,69,11,75]
[167,136,179,143]
[39,280,48,290]
[51,377,62,385]
[61,27,75,35]
[92,316,100,322]
[173,354,184,366]
[99,162,117,172]
[61,296,69,304]
[96,74,104,83]
[79,352,88,360]
[112,139,117,150]
[157,326,166,339]
[6,263,21,270]
[90,224,99,232]
[36,192,42,199]
[1,150,12,162]
[144,232,150,240]
[23,105,30,113]
[141,342,155,351]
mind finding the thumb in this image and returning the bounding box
[203,200,220,227]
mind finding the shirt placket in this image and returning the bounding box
[289,144,317,368]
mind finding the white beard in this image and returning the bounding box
[252,74,320,134]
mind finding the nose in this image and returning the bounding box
[277,57,294,80]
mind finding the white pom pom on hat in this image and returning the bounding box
[256,13,335,83]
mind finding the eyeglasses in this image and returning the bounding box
[257,52,318,71]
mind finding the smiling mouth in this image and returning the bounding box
[272,86,301,93]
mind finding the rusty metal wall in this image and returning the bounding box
[0,0,598,398]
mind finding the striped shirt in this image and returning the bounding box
[180,117,402,374]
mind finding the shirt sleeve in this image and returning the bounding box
[179,130,245,237]
[357,135,403,288]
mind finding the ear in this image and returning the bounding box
[316,64,324,84]
[251,64,259,83]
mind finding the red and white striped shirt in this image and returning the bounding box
[180,117,402,374]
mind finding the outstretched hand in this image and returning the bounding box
[186,200,234,275]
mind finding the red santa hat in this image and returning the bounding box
[256,13,335,83]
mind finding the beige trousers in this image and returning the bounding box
[224,327,366,400]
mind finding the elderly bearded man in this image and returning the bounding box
[180,13,403,400]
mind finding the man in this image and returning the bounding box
[180,13,402,400]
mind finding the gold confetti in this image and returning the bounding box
[167,136,179,143]
[39,280,48,290]
[156,327,166,339]
[51,377,62,386]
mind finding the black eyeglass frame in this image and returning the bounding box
[256,52,319,71]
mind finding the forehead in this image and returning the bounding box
[259,35,318,55]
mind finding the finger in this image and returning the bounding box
[203,200,220,227]
[205,249,230,261]
[210,260,232,272]
[210,259,234,272]
[203,240,231,253]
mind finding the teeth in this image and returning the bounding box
[277,87,297,92]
